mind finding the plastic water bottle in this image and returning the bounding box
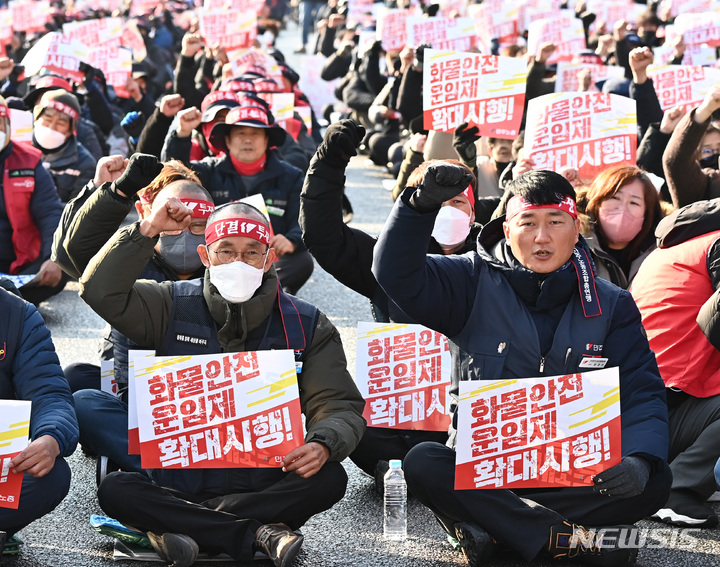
[383,459,407,541]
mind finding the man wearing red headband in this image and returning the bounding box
[372,166,671,567]
[77,190,364,567]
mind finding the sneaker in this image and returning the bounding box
[374,460,390,496]
[547,521,638,566]
[254,523,303,567]
[96,455,121,486]
[2,533,23,556]
[147,532,199,567]
[454,522,494,566]
[652,490,719,527]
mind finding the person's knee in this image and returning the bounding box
[311,462,348,508]
[98,471,142,516]
[404,442,449,494]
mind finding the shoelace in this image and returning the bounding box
[567,525,603,558]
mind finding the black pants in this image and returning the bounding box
[405,442,672,562]
[667,390,720,501]
[98,462,347,561]
[349,426,448,476]
[64,362,101,393]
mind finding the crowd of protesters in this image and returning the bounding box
[3,0,720,566]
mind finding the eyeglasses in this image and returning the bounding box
[207,245,269,267]
[700,147,720,157]
[160,222,208,236]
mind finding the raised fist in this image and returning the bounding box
[316,119,366,168]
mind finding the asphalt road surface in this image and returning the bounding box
[9,22,720,567]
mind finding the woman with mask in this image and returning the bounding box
[301,120,480,491]
[578,164,666,289]
[32,90,95,203]
[52,153,213,478]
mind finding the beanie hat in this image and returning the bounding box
[33,90,82,131]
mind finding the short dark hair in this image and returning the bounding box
[208,201,270,226]
[496,170,576,217]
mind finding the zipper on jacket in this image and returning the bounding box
[539,357,545,373]
[565,348,572,366]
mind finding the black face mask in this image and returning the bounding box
[700,153,720,170]
[641,31,657,47]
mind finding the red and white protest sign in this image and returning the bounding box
[121,19,148,62]
[101,359,118,396]
[406,16,477,51]
[647,64,720,111]
[229,48,283,82]
[298,54,342,117]
[9,0,50,33]
[438,0,469,17]
[257,92,295,121]
[0,9,13,56]
[468,1,519,54]
[660,0,717,19]
[88,46,132,99]
[128,350,154,455]
[0,401,31,510]
[355,323,451,431]
[134,350,303,469]
[348,0,376,28]
[9,109,32,143]
[63,17,123,48]
[519,0,563,33]
[376,8,409,51]
[129,0,158,17]
[74,0,123,11]
[199,9,257,51]
[652,32,716,67]
[524,92,637,178]
[21,33,89,84]
[555,62,625,93]
[455,368,621,490]
[588,0,645,33]
[526,11,586,65]
[674,11,720,48]
[423,49,527,138]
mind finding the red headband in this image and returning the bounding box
[226,105,271,126]
[43,100,79,122]
[180,199,214,219]
[462,183,475,212]
[201,90,241,111]
[205,217,271,246]
[505,194,578,222]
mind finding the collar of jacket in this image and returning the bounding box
[217,149,285,183]
[202,265,279,349]
[41,136,79,167]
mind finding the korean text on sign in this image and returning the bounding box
[526,11,586,66]
[0,400,31,509]
[355,322,451,432]
[455,368,621,490]
[406,16,477,52]
[423,49,527,138]
[524,92,637,179]
[133,350,303,469]
[647,65,720,112]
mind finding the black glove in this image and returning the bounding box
[409,163,474,213]
[316,119,366,169]
[452,122,480,169]
[369,39,384,58]
[111,153,164,198]
[592,456,651,499]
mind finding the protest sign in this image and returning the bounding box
[134,350,303,469]
[674,11,720,48]
[9,109,33,143]
[73,0,124,11]
[660,0,717,19]
[229,48,282,82]
[526,11,586,65]
[21,33,89,84]
[128,350,155,455]
[438,0,469,17]
[296,105,312,135]
[348,0,376,28]
[0,273,35,287]
[120,20,147,62]
[0,400,31,509]
[647,64,720,111]
[455,368,621,490]
[355,323,451,431]
[587,0,645,33]
[518,0,563,33]
[423,49,527,138]
[652,38,716,67]
[63,17,123,48]
[376,8,409,51]
[524,92,637,178]
[88,46,133,99]
[406,16,477,51]
[258,92,295,122]
[555,62,625,93]
[101,359,117,396]
[468,1,519,54]
[198,9,257,51]
[0,9,13,56]
[298,54,342,117]
[9,0,50,34]
[129,0,158,17]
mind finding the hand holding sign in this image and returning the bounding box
[592,455,651,498]
[10,435,60,478]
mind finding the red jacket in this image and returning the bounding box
[631,230,720,398]
[3,141,42,274]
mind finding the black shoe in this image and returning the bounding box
[0,531,6,555]
[294,45,306,54]
[454,522,494,566]
[254,523,303,567]
[547,521,638,566]
[374,460,390,496]
[652,491,719,527]
[147,532,199,567]
[96,455,121,487]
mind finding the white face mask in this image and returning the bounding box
[33,123,68,150]
[208,256,267,303]
[0,131,7,150]
[432,206,472,247]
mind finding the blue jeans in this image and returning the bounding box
[715,457,720,490]
[73,389,143,473]
[0,457,71,536]
[299,0,324,46]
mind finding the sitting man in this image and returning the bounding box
[78,197,365,567]
[372,163,671,567]
[632,198,720,527]
[0,278,79,553]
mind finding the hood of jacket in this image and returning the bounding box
[656,198,720,249]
